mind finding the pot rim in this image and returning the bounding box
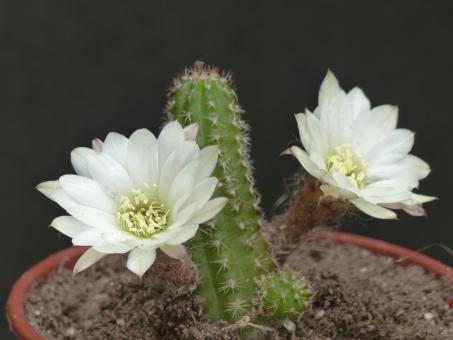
[7,232,453,339]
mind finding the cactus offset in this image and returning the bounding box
[260,272,311,319]
[166,63,272,322]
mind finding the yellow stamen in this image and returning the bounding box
[117,188,170,238]
[326,144,367,189]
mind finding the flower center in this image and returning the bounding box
[117,188,170,238]
[326,144,367,189]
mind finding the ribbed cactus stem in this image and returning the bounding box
[166,63,273,322]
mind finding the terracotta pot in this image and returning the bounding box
[7,232,453,339]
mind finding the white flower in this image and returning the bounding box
[37,121,228,277]
[289,71,436,219]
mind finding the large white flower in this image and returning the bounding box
[289,71,436,219]
[37,121,227,277]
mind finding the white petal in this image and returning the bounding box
[158,142,199,199]
[352,105,398,155]
[318,70,341,107]
[103,132,128,166]
[73,247,106,274]
[127,128,159,187]
[43,188,117,230]
[290,146,323,179]
[93,242,134,254]
[351,199,397,219]
[158,121,186,166]
[167,160,198,207]
[91,138,103,152]
[189,177,218,210]
[347,87,371,118]
[170,201,199,230]
[87,153,132,198]
[320,90,353,146]
[160,244,187,259]
[304,112,329,156]
[402,155,431,179]
[366,129,414,166]
[165,225,199,245]
[59,175,116,213]
[50,216,89,237]
[127,248,156,278]
[67,204,117,230]
[409,193,437,204]
[382,203,426,217]
[195,145,220,180]
[188,197,228,225]
[183,123,199,141]
[71,147,97,177]
[170,193,191,221]
[295,113,313,153]
[36,180,61,200]
[72,228,105,246]
[366,155,431,182]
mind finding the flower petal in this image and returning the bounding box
[103,132,128,166]
[50,216,89,237]
[158,142,199,199]
[36,180,61,200]
[160,244,187,259]
[127,128,159,187]
[318,70,341,107]
[347,87,371,118]
[366,129,415,166]
[167,160,198,207]
[59,175,116,213]
[87,153,132,198]
[290,146,322,179]
[351,199,397,219]
[195,145,220,181]
[93,242,134,254]
[71,147,97,177]
[188,197,228,225]
[91,138,103,152]
[382,203,426,217]
[127,248,156,278]
[158,121,186,166]
[352,105,398,155]
[183,123,199,141]
[165,225,199,245]
[40,187,117,230]
[189,177,218,210]
[73,247,106,274]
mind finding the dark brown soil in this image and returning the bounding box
[24,241,453,340]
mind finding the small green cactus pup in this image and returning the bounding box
[166,63,273,322]
[260,271,311,319]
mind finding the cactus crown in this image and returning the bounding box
[166,63,272,322]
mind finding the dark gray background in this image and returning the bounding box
[1,1,452,338]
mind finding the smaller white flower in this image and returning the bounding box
[289,70,436,219]
[37,121,227,277]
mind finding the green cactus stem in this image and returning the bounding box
[166,63,273,322]
[260,271,311,319]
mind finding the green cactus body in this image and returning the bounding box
[166,64,273,322]
[261,272,311,319]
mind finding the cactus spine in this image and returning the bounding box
[166,63,273,322]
